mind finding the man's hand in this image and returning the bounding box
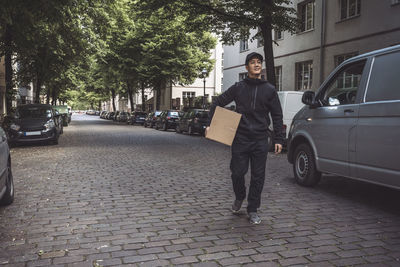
[205,126,210,137]
[275,143,282,154]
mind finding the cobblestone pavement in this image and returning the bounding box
[1,114,400,267]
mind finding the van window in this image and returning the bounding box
[321,60,366,106]
[365,51,400,102]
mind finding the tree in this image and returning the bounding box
[132,3,216,109]
[140,0,298,87]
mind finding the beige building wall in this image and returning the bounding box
[223,0,400,92]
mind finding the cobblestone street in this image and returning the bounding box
[1,114,400,267]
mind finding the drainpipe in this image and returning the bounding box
[319,0,327,85]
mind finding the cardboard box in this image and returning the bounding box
[205,106,242,146]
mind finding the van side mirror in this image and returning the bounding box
[302,91,320,108]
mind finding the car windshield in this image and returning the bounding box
[17,107,52,119]
[198,111,209,118]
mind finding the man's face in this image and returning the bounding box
[246,58,262,78]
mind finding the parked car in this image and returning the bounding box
[155,110,181,131]
[7,104,62,145]
[106,111,115,120]
[287,44,400,189]
[0,126,14,206]
[54,105,69,126]
[176,109,209,135]
[112,111,120,121]
[100,111,107,119]
[144,111,162,128]
[116,111,129,122]
[128,111,147,125]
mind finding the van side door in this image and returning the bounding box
[312,60,368,176]
[354,50,400,187]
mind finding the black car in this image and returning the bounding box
[176,109,209,135]
[106,111,115,120]
[144,111,162,128]
[116,111,129,122]
[7,104,62,145]
[128,111,147,125]
[0,126,14,206]
[112,111,120,121]
[155,110,181,131]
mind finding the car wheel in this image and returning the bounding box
[293,143,321,187]
[163,123,167,131]
[188,125,193,135]
[0,158,14,206]
[267,130,274,152]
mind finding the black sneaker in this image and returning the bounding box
[248,212,261,224]
[231,200,243,214]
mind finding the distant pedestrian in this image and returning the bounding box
[206,52,284,224]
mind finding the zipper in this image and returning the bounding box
[253,86,258,110]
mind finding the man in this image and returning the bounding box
[206,52,283,224]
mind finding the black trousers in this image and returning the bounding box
[230,137,269,213]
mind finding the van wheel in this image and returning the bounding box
[293,143,321,186]
[0,158,14,206]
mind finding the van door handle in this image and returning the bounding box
[344,109,354,113]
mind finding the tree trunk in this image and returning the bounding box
[4,24,13,114]
[141,82,145,112]
[34,73,42,103]
[260,1,276,87]
[46,88,50,104]
[127,81,135,112]
[111,88,116,112]
[52,88,57,105]
[155,81,162,111]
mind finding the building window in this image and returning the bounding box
[274,30,283,41]
[239,73,248,81]
[240,39,249,52]
[296,61,313,91]
[298,1,315,32]
[340,0,361,20]
[334,52,358,67]
[182,91,195,98]
[275,66,282,91]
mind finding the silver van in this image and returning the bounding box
[287,44,400,189]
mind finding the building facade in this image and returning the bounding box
[223,0,400,92]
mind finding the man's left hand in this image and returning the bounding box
[274,144,283,154]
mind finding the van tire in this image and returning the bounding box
[293,143,321,186]
[0,158,14,206]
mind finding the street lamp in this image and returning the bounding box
[202,68,207,110]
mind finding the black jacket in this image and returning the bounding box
[208,77,284,144]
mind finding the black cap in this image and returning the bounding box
[245,52,263,65]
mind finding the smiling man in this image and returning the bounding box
[206,52,283,225]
